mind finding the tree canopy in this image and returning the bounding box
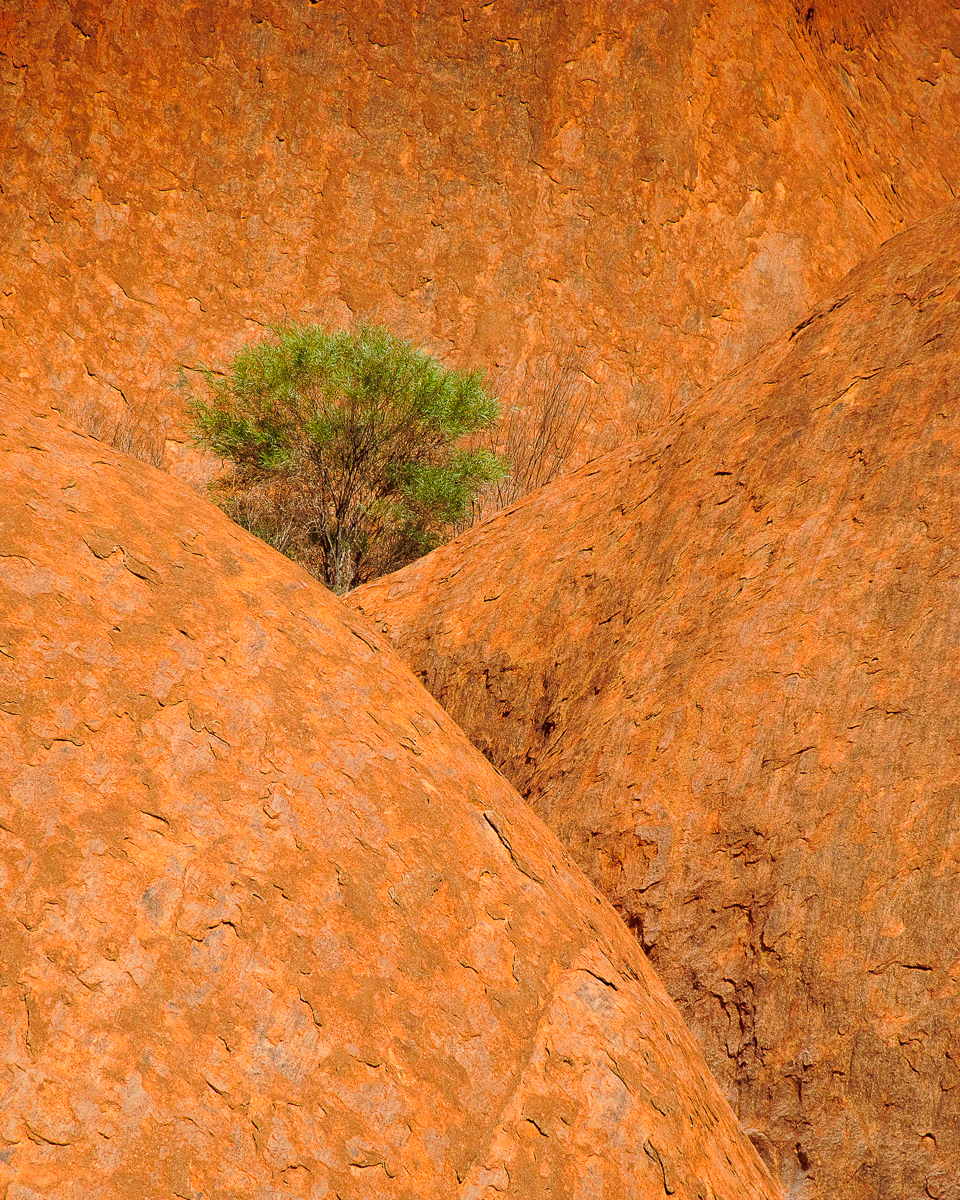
[190,322,506,593]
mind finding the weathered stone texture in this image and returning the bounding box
[0,393,778,1199]
[350,201,960,1198]
[2,0,959,466]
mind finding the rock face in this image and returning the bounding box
[0,394,778,1199]
[350,201,960,1199]
[3,1,960,464]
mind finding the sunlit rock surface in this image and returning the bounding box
[0,394,778,1199]
[352,200,960,1199]
[2,0,959,463]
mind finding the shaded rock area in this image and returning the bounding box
[350,201,960,1199]
[0,393,779,1199]
[3,1,960,466]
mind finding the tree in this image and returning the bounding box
[189,322,506,593]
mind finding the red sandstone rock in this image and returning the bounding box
[0,393,778,1199]
[2,1,959,468]
[350,201,960,1199]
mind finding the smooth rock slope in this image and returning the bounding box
[0,393,778,1199]
[3,0,960,462]
[351,201,960,1199]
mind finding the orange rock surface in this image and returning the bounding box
[0,393,778,1198]
[2,1,960,464]
[351,201,960,1198]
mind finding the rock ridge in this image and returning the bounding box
[0,392,779,1199]
[350,199,960,1199]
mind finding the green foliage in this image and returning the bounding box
[189,322,507,593]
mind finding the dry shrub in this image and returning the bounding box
[458,346,589,530]
[62,397,168,468]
